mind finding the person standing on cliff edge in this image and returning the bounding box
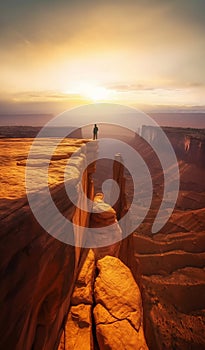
[93,124,98,140]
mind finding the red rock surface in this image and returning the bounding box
[0,138,96,349]
[90,193,122,260]
[1,126,205,349]
[128,128,205,350]
[59,253,148,350]
[94,256,148,350]
[58,250,96,350]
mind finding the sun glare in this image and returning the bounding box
[64,82,116,102]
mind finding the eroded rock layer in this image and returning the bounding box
[128,128,205,350]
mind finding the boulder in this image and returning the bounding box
[96,318,148,350]
[94,256,148,350]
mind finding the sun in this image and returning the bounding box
[83,85,110,101]
[64,82,116,102]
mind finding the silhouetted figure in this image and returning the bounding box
[93,124,98,140]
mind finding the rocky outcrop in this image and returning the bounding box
[141,125,205,169]
[72,141,98,263]
[159,208,205,234]
[58,254,148,350]
[168,128,205,168]
[125,127,205,350]
[0,139,97,350]
[57,304,93,350]
[71,249,95,306]
[142,267,205,314]
[111,153,128,220]
[142,268,205,350]
[133,228,205,271]
[2,125,205,350]
[110,154,136,276]
[133,212,205,349]
[90,193,122,260]
[135,250,205,276]
[58,250,95,350]
[94,256,148,350]
[133,231,205,255]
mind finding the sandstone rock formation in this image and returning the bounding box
[57,304,93,350]
[142,268,205,350]
[111,153,128,220]
[59,254,148,350]
[71,249,95,306]
[128,128,205,350]
[89,193,122,260]
[94,256,148,350]
[58,249,95,350]
[110,153,135,272]
[134,230,205,349]
[1,126,205,350]
[0,139,97,350]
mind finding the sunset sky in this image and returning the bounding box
[0,0,205,114]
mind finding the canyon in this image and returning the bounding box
[0,126,205,349]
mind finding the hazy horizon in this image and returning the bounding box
[0,111,205,129]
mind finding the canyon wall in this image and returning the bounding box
[1,125,205,350]
[133,127,205,349]
[0,140,97,349]
[141,125,205,169]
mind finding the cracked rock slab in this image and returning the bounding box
[94,256,148,349]
[96,319,148,350]
[94,304,117,325]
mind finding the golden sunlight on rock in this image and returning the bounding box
[0,139,32,199]
[90,193,122,259]
[59,304,93,350]
[1,126,205,349]
[0,138,88,200]
[71,249,95,306]
[59,252,148,350]
[94,256,148,350]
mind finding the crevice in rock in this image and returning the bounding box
[58,253,148,350]
[94,302,142,333]
[96,314,140,331]
[91,302,100,350]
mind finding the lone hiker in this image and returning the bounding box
[93,124,98,140]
